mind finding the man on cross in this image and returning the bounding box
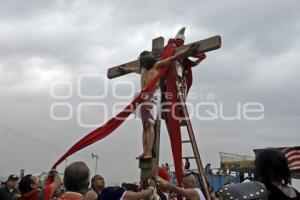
[120,44,198,159]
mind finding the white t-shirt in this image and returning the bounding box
[194,188,206,200]
[183,188,206,200]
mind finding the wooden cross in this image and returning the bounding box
[107,35,221,79]
[106,34,221,199]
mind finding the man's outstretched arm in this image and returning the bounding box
[154,44,198,70]
[119,66,141,74]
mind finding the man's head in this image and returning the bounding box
[18,174,39,194]
[183,174,197,189]
[139,51,156,71]
[91,175,105,191]
[63,161,90,194]
[6,174,19,189]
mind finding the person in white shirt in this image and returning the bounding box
[159,174,206,200]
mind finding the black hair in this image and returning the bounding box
[140,57,157,70]
[64,161,90,193]
[19,174,34,194]
[139,51,151,59]
[139,51,156,70]
[254,148,291,185]
[91,175,103,195]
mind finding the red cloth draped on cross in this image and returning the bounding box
[51,62,168,169]
[161,38,206,191]
[52,38,206,200]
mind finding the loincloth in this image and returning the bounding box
[134,88,161,125]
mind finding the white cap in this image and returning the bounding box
[175,27,186,41]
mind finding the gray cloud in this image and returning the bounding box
[0,0,299,187]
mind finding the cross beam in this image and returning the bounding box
[107,35,221,79]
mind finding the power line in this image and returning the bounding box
[0,122,89,158]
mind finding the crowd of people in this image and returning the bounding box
[0,149,299,200]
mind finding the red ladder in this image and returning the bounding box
[174,69,211,200]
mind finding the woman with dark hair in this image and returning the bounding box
[85,175,105,200]
[254,148,300,200]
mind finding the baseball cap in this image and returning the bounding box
[7,174,19,181]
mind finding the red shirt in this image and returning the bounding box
[18,184,52,200]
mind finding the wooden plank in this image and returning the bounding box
[152,37,164,59]
[153,118,161,165]
[175,35,221,54]
[107,37,164,79]
[107,35,222,79]
[139,113,161,188]
[182,156,196,159]
[181,140,192,143]
[139,158,156,169]
[107,60,140,79]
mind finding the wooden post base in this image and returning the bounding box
[139,158,158,190]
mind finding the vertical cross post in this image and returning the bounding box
[139,37,165,190]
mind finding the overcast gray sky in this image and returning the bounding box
[0,0,300,186]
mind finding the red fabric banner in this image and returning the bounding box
[161,40,184,189]
[161,40,206,200]
[52,65,168,169]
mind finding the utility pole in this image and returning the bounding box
[91,153,99,175]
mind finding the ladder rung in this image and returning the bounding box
[180,120,187,126]
[181,140,191,143]
[182,156,195,160]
